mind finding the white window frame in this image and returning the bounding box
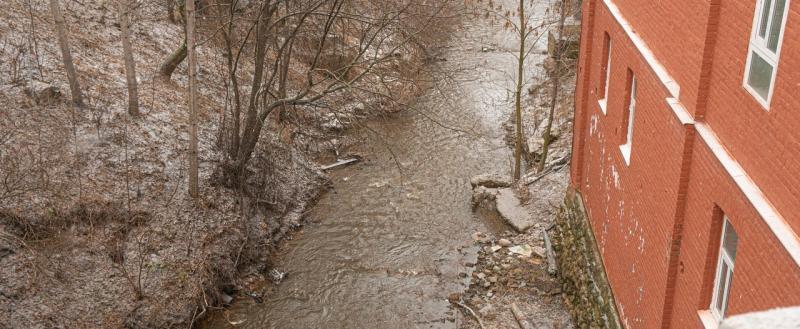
[619,74,636,165]
[710,217,737,323]
[598,38,612,114]
[743,0,791,109]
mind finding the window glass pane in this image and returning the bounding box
[626,77,636,145]
[723,221,739,260]
[604,38,612,99]
[759,0,773,38]
[722,270,734,318]
[767,0,787,52]
[747,51,774,99]
[715,261,729,313]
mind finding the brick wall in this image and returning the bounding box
[572,2,689,327]
[702,0,800,234]
[569,0,800,328]
[668,140,800,328]
[611,0,710,112]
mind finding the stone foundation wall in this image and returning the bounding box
[552,188,622,329]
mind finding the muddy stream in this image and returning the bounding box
[207,2,551,327]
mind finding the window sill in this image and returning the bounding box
[698,310,719,329]
[742,83,771,111]
[619,143,631,165]
[598,98,608,114]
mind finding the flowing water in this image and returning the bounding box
[209,2,551,327]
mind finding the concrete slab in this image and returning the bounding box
[496,188,534,232]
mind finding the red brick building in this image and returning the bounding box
[569,0,800,328]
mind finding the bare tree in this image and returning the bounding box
[512,0,526,181]
[48,0,84,107]
[187,0,199,198]
[481,0,551,181]
[119,0,139,116]
[214,0,444,189]
[537,0,569,173]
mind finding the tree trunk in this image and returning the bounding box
[187,0,199,199]
[119,0,139,116]
[159,0,186,80]
[48,0,84,108]
[513,0,525,181]
[232,1,274,186]
[159,41,187,80]
[538,0,568,173]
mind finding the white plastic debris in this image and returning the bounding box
[508,244,533,257]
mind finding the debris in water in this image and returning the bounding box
[245,291,263,303]
[369,180,389,188]
[221,292,234,305]
[321,157,361,171]
[269,269,286,283]
[226,318,247,326]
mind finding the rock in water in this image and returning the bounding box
[498,238,512,247]
[470,173,512,188]
[471,186,498,209]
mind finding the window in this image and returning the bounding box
[710,217,738,322]
[619,70,636,165]
[598,33,612,114]
[744,0,789,107]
